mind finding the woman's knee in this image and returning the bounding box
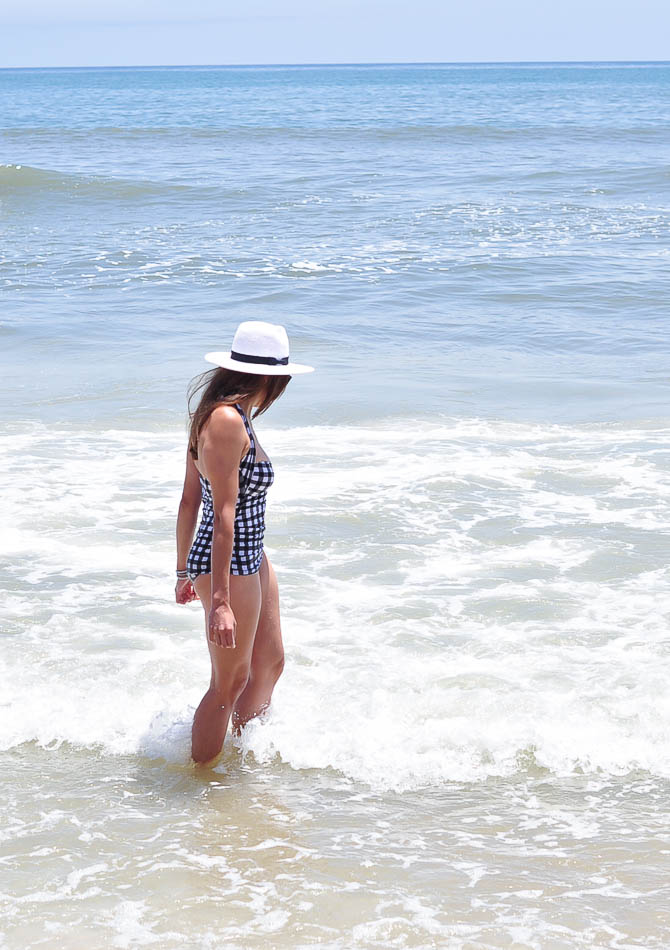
[249,648,284,686]
[212,663,251,700]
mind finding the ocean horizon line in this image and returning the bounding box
[2,58,670,72]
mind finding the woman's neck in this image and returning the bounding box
[237,394,256,416]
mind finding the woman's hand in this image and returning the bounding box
[175,577,198,604]
[208,604,236,649]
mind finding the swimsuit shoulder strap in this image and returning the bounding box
[233,403,255,458]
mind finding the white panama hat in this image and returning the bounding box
[204,320,314,376]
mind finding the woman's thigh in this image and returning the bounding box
[192,572,263,687]
[248,552,284,672]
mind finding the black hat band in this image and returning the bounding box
[230,350,289,366]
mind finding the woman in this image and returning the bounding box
[175,320,314,768]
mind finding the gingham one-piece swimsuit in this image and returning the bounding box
[186,402,274,579]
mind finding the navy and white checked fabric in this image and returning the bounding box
[187,402,274,578]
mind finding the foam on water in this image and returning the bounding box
[3,417,669,792]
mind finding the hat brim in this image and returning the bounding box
[204,352,314,375]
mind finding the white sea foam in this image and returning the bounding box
[2,417,670,791]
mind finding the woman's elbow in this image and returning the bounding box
[178,494,200,513]
[213,507,236,531]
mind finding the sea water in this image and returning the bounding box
[1,62,670,948]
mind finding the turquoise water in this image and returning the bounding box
[2,63,670,948]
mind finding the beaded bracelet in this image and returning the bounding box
[176,569,189,579]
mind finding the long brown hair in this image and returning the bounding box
[187,368,290,459]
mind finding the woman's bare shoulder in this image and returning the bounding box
[200,404,247,449]
[207,403,243,425]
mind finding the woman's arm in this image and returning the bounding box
[175,448,202,604]
[198,405,247,647]
[176,448,202,571]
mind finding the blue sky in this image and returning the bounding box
[0,0,668,68]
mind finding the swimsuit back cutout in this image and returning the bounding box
[235,402,275,495]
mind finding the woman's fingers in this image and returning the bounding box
[226,616,237,649]
[207,605,236,649]
[208,622,224,648]
[208,618,236,649]
[175,579,199,605]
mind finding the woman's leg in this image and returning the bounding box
[232,552,285,736]
[190,571,262,767]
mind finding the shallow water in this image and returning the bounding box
[3,744,669,949]
[2,62,670,948]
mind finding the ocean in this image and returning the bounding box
[1,62,670,948]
